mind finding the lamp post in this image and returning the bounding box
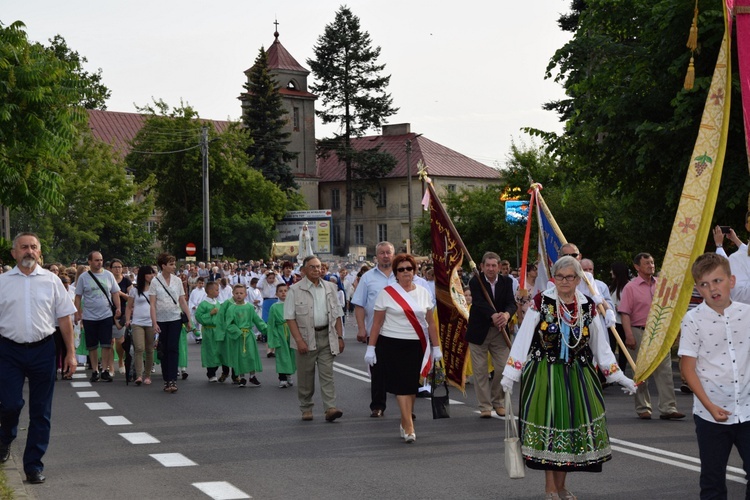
[405,133,423,253]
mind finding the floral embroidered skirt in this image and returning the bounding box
[518,357,611,472]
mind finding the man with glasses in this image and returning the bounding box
[351,241,396,417]
[558,244,616,329]
[466,251,517,418]
[619,252,684,420]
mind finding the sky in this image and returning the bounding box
[3,0,573,168]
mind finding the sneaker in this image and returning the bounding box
[287,378,293,387]
[90,371,100,383]
[100,370,113,382]
[208,376,218,383]
[279,380,289,388]
[238,378,247,388]
[218,374,227,383]
[247,376,261,387]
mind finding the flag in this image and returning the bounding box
[635,2,732,383]
[425,180,470,391]
[534,191,567,294]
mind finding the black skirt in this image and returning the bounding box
[375,335,423,395]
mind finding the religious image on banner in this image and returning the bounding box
[426,183,470,391]
[505,200,529,225]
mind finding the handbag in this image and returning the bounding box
[430,361,450,419]
[504,392,526,479]
[88,271,117,324]
[154,276,190,325]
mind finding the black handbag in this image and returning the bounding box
[430,361,450,419]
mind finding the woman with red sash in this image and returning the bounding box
[365,253,442,443]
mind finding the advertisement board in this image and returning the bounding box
[276,210,333,254]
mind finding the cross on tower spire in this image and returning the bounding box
[273,18,279,39]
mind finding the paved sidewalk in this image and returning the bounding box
[4,452,34,500]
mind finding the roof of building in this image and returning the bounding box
[317,132,501,182]
[87,109,230,159]
[262,32,309,74]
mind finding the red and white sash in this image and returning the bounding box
[384,283,432,378]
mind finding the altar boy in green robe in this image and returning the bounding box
[267,283,296,388]
[194,281,224,382]
[221,284,267,388]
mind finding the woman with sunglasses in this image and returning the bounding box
[364,253,442,443]
[125,266,156,386]
[500,256,636,499]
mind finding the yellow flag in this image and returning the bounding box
[635,4,731,383]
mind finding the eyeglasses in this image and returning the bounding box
[554,274,578,282]
[561,253,579,259]
[396,266,414,273]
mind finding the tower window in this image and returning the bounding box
[287,80,297,90]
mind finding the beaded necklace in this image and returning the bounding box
[556,294,584,350]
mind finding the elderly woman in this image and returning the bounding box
[150,253,193,393]
[364,253,442,444]
[501,256,636,499]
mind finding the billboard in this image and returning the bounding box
[276,210,333,254]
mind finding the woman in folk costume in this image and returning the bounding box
[220,284,267,387]
[364,253,443,444]
[501,256,636,500]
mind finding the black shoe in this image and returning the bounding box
[0,442,10,463]
[181,371,189,380]
[25,470,45,484]
[90,371,100,383]
[100,370,113,382]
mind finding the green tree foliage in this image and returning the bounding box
[243,47,298,191]
[11,122,155,264]
[45,35,111,110]
[308,5,398,250]
[0,21,85,211]
[528,0,750,261]
[127,100,305,260]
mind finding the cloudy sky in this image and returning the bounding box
[4,0,572,168]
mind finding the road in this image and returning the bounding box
[4,318,747,499]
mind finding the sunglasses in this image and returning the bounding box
[562,253,579,259]
[396,266,414,273]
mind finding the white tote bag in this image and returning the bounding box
[504,392,526,479]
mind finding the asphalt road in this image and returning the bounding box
[5,318,747,500]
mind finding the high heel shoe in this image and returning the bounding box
[404,432,416,444]
[399,425,405,438]
[558,489,576,500]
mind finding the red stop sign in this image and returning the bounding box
[185,242,197,256]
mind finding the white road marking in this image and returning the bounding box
[193,481,251,499]
[150,453,197,467]
[85,402,112,410]
[76,391,100,398]
[70,381,92,388]
[333,365,371,383]
[100,416,132,426]
[333,361,370,377]
[70,373,87,379]
[120,432,160,444]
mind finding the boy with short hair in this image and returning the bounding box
[679,252,750,499]
[221,284,267,388]
[267,284,296,388]
[194,281,224,382]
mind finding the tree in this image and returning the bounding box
[127,100,305,259]
[44,35,111,110]
[0,21,85,212]
[11,121,155,264]
[243,47,298,191]
[529,0,750,260]
[308,5,398,250]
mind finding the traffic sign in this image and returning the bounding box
[185,242,197,256]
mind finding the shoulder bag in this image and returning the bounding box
[504,392,526,479]
[88,270,117,324]
[155,276,189,325]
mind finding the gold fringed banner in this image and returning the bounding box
[635,2,731,383]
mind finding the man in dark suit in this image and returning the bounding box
[466,251,517,418]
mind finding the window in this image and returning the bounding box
[377,186,387,207]
[333,225,341,247]
[378,224,387,242]
[446,184,456,193]
[355,224,364,245]
[354,192,364,208]
[331,189,340,210]
[287,80,297,90]
[145,221,156,234]
[293,107,300,131]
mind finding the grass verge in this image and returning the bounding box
[0,465,14,500]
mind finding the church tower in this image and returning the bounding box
[240,28,319,209]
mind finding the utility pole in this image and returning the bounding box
[201,126,210,263]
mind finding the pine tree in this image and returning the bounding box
[243,47,298,191]
[308,5,398,251]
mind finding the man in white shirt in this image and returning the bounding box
[0,233,77,484]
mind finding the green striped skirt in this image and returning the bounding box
[519,357,612,472]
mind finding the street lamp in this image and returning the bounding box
[405,133,423,253]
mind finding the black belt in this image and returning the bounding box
[632,325,645,329]
[0,335,53,348]
[314,325,329,331]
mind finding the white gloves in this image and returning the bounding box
[364,345,377,366]
[431,346,443,362]
[592,294,604,306]
[604,309,616,329]
[619,377,637,395]
[501,376,515,395]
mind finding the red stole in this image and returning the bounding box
[384,284,431,378]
